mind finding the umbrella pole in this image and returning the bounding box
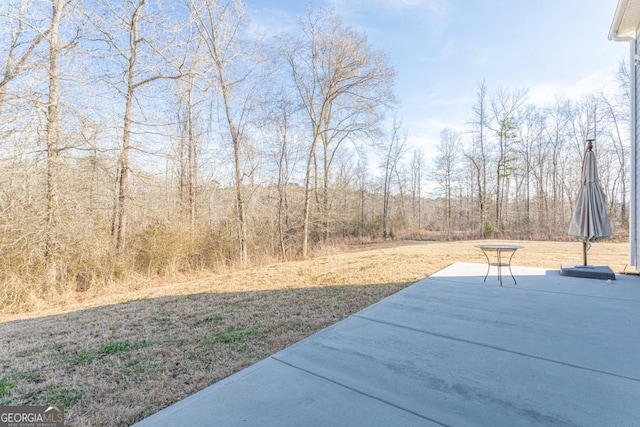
[582,241,587,266]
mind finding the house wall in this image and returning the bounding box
[611,0,640,268]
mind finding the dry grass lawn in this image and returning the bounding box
[0,240,632,426]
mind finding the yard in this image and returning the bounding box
[0,240,631,426]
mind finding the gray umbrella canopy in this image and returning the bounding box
[568,141,611,265]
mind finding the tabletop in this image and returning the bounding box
[474,244,523,251]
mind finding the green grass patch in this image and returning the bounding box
[13,371,41,383]
[120,359,145,376]
[70,349,98,366]
[0,378,16,397]
[326,291,348,301]
[100,339,152,355]
[186,350,204,361]
[69,340,154,366]
[44,386,83,407]
[211,326,266,352]
[213,326,265,344]
[99,341,134,355]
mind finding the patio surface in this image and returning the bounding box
[134,262,640,426]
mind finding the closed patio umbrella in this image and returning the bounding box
[568,139,611,266]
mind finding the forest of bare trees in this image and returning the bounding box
[0,0,630,307]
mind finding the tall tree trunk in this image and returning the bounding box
[189,0,251,264]
[276,107,290,260]
[302,133,319,258]
[113,80,133,252]
[322,136,330,241]
[215,64,247,263]
[359,170,366,236]
[45,0,64,283]
[178,116,187,211]
[186,77,197,231]
[473,81,488,237]
[382,166,390,239]
[112,0,146,253]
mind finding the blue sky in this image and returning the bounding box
[245,0,628,153]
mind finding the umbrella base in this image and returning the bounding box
[560,265,615,280]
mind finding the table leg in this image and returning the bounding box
[497,249,503,286]
[481,250,490,283]
[507,250,517,285]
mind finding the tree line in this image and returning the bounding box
[430,75,629,242]
[0,0,629,307]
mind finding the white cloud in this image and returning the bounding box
[419,117,466,135]
[420,93,475,108]
[326,0,448,18]
[527,66,620,105]
[379,0,447,14]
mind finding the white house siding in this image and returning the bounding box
[611,0,640,268]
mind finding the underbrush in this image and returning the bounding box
[0,223,279,316]
[0,221,630,316]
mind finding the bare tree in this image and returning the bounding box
[189,0,261,263]
[380,117,407,239]
[355,159,369,237]
[598,62,630,225]
[90,0,184,252]
[0,0,50,112]
[410,149,425,229]
[465,80,490,236]
[433,128,461,240]
[175,73,201,231]
[542,97,572,235]
[260,87,300,260]
[515,105,547,236]
[170,22,207,233]
[488,87,528,233]
[281,5,395,256]
[44,0,68,282]
[274,97,293,259]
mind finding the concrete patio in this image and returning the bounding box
[134,262,640,426]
